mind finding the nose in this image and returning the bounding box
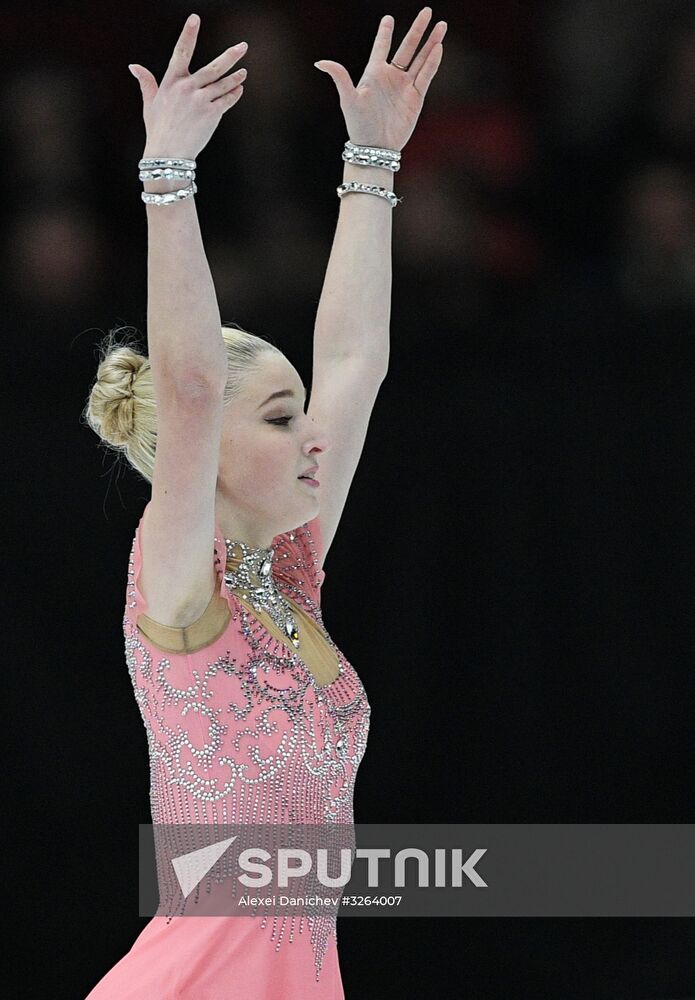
[303,417,331,456]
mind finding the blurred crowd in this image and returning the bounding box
[2,0,695,415]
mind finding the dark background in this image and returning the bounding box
[4,0,695,997]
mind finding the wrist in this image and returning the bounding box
[142,140,197,159]
[342,161,394,190]
[142,177,191,194]
[141,145,196,195]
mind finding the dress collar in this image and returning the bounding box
[222,536,276,589]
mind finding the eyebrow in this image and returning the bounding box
[258,387,307,409]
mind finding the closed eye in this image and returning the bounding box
[267,416,292,426]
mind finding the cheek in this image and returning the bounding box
[250,457,285,490]
[220,424,297,496]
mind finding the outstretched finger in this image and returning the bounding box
[407,20,446,80]
[389,7,433,70]
[193,41,247,86]
[368,14,394,64]
[163,14,200,82]
[413,41,443,99]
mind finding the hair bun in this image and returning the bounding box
[87,346,147,448]
[84,321,279,486]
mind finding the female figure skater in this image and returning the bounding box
[84,8,445,998]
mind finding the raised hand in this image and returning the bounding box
[314,7,446,152]
[128,13,248,158]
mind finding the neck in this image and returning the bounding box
[215,496,277,551]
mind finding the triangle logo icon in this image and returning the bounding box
[171,835,238,897]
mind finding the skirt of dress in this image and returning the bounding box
[84,914,345,1000]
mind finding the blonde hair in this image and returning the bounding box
[83,322,283,484]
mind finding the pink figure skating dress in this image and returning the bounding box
[85,502,370,999]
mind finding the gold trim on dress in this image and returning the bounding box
[136,589,230,654]
[136,572,340,687]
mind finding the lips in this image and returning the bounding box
[298,465,319,479]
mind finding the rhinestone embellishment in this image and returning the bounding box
[223,536,301,649]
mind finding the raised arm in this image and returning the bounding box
[305,9,447,560]
[311,8,446,371]
[126,14,249,626]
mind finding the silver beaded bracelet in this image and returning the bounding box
[338,139,402,208]
[336,181,400,207]
[137,142,403,207]
[140,157,196,169]
[139,167,196,182]
[141,181,198,206]
[139,156,197,207]
[342,139,401,172]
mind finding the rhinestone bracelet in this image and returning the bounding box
[136,143,405,209]
[342,139,401,172]
[141,180,198,206]
[138,156,198,206]
[336,181,400,208]
[340,140,402,207]
[139,168,196,182]
[139,157,196,170]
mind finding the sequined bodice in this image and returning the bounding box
[123,506,370,980]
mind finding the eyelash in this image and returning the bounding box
[267,416,293,426]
